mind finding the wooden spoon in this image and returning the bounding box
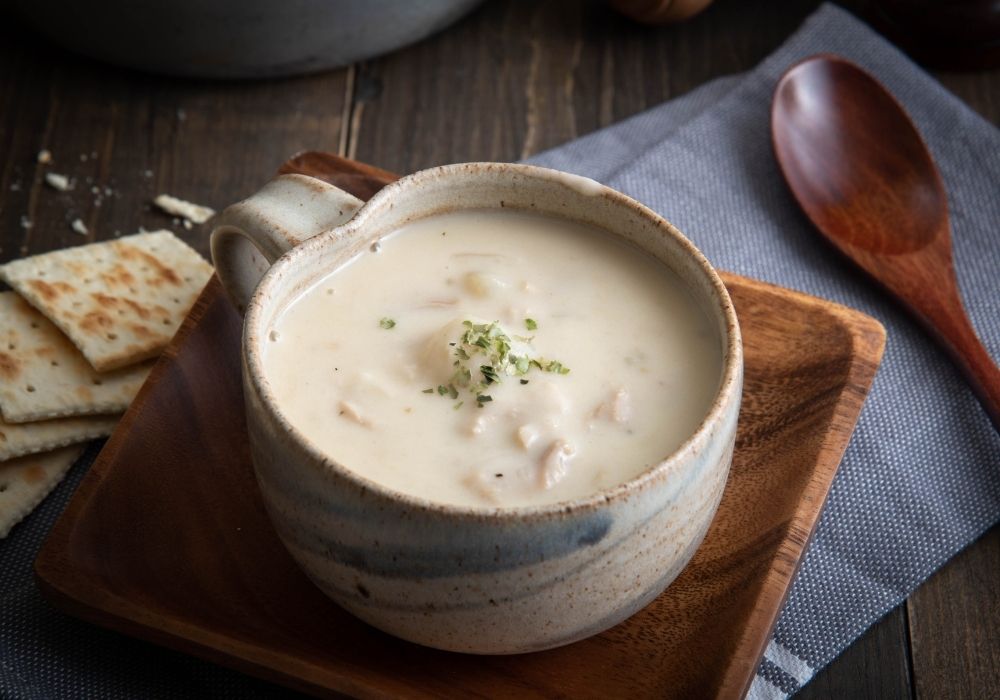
[771,54,1000,431]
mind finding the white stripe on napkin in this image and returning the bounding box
[764,639,814,686]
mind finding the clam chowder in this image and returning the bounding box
[263,210,722,508]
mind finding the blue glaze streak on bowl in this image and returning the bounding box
[280,512,613,579]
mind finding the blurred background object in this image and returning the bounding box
[9,0,484,79]
[869,0,1000,69]
[611,0,715,24]
[610,0,1000,68]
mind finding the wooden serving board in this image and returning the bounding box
[34,154,885,699]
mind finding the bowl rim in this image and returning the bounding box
[242,162,743,522]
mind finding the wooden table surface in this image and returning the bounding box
[1,0,997,698]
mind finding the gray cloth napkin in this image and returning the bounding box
[1,4,997,698]
[529,4,1000,697]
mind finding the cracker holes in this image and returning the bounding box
[106,333,118,341]
[7,343,14,351]
[50,360,59,367]
[0,483,7,493]
[30,322,39,329]
[25,385,36,393]
[92,378,103,386]
[162,319,171,325]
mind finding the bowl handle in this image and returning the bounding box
[210,173,363,315]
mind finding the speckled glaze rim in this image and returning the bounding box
[243,162,742,521]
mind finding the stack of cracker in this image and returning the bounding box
[0,230,213,537]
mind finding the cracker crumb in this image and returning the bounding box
[37,149,52,164]
[19,215,32,229]
[176,108,187,121]
[70,219,88,235]
[44,173,72,191]
[10,182,21,192]
[153,193,215,224]
[79,153,88,162]
[183,219,192,230]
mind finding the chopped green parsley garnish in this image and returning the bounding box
[436,384,459,399]
[423,320,569,409]
[525,318,537,331]
[480,364,499,385]
[545,360,570,375]
[379,317,396,329]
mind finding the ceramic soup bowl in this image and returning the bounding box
[210,162,742,654]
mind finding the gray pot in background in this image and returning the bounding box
[12,0,485,79]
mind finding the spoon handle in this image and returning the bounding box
[914,292,1000,432]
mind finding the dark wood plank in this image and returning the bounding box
[348,0,832,171]
[346,0,998,173]
[934,71,1000,124]
[0,13,352,262]
[907,524,1000,699]
[0,17,57,261]
[797,606,913,700]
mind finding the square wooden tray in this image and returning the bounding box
[34,154,885,699]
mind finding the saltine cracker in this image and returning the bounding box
[0,230,213,371]
[0,445,84,538]
[0,292,152,422]
[0,412,117,462]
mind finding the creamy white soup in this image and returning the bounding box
[263,210,722,508]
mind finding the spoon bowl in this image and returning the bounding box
[771,54,1000,430]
